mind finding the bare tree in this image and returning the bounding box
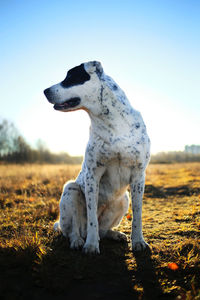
[0,118,19,156]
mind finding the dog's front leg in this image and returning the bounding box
[130,170,149,252]
[83,166,105,254]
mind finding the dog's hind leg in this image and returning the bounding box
[99,192,129,241]
[57,181,86,249]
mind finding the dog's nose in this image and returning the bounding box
[44,88,50,98]
[44,88,55,103]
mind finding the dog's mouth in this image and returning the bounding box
[53,97,81,111]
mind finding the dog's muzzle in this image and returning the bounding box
[44,88,81,110]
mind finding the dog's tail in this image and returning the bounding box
[53,221,60,232]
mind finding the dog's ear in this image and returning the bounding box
[84,61,103,78]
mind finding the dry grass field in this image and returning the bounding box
[0,163,200,299]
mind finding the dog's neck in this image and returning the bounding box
[88,75,143,143]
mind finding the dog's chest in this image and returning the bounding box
[107,160,131,186]
[99,161,131,200]
[99,136,144,168]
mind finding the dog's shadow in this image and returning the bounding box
[36,234,136,299]
[35,234,164,299]
[133,247,164,299]
[0,235,164,300]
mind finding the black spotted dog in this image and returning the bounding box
[44,61,151,254]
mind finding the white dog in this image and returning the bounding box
[44,61,150,254]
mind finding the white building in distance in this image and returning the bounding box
[184,145,200,154]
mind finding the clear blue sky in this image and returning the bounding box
[0,0,200,155]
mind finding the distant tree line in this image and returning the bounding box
[150,151,200,164]
[1,118,200,164]
[0,118,82,164]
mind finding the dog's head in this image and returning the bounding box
[44,61,103,113]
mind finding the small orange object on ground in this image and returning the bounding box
[168,262,179,270]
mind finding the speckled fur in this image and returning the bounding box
[44,61,151,254]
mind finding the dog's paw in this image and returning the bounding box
[53,221,60,232]
[70,237,85,249]
[115,231,127,242]
[132,239,150,252]
[83,242,100,254]
[105,230,127,242]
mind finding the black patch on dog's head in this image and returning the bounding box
[61,64,90,88]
